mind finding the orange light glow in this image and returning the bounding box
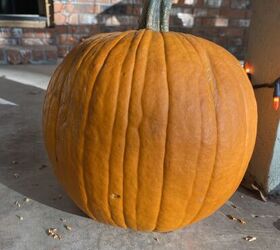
[244,62,253,74]
[273,97,279,111]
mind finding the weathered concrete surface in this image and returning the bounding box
[0,64,280,250]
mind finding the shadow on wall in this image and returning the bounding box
[0,75,85,216]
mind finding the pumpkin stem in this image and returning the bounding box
[138,0,172,32]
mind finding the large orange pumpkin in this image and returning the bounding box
[43,0,257,232]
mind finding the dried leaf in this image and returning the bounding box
[227,215,237,221]
[226,215,246,224]
[13,173,19,178]
[16,215,23,220]
[47,228,61,240]
[64,225,72,231]
[15,201,21,208]
[231,204,237,209]
[251,184,267,202]
[153,237,159,242]
[237,218,246,224]
[243,236,256,242]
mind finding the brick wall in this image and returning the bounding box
[0,0,251,64]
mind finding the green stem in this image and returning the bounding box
[138,0,172,32]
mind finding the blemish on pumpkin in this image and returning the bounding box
[110,193,121,199]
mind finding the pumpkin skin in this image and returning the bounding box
[43,29,257,232]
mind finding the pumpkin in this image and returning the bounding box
[43,0,257,232]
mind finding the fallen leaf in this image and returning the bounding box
[251,184,267,202]
[237,218,246,224]
[231,204,237,209]
[243,236,256,242]
[64,225,72,231]
[226,215,246,224]
[153,237,159,242]
[226,215,237,221]
[47,228,61,240]
[15,201,21,208]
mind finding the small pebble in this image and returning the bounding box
[16,215,23,220]
[64,225,72,231]
[153,237,159,242]
[23,197,30,203]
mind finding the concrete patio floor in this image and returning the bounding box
[0,64,280,250]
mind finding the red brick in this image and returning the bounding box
[57,34,79,45]
[207,9,220,16]
[0,28,11,38]
[0,38,17,46]
[65,3,75,13]
[196,0,204,6]
[22,38,50,46]
[220,9,246,18]
[219,27,244,36]
[68,14,79,25]
[22,32,35,38]
[57,46,71,57]
[54,1,64,13]
[221,0,230,7]
[215,18,229,27]
[45,50,58,61]
[20,49,32,64]
[7,49,21,64]
[55,13,67,25]
[195,17,216,27]
[73,4,96,14]
[32,50,45,62]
